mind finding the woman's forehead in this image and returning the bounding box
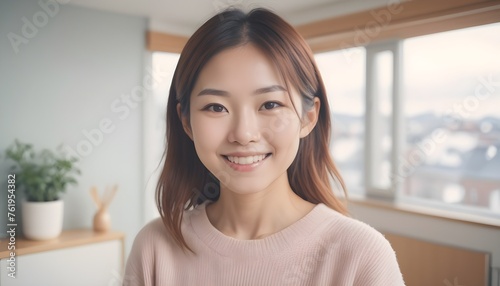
[189,44,304,110]
[197,44,283,86]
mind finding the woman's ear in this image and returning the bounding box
[177,103,193,140]
[299,97,320,138]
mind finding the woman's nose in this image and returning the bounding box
[227,110,261,145]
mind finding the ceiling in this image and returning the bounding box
[69,0,391,36]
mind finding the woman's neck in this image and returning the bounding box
[205,174,315,240]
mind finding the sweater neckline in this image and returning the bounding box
[188,202,330,257]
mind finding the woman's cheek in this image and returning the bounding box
[191,115,227,151]
[266,110,301,139]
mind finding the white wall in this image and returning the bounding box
[0,0,147,256]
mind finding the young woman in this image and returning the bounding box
[125,8,405,286]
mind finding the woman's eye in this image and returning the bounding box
[261,101,282,110]
[204,104,227,113]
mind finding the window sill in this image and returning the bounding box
[347,195,500,229]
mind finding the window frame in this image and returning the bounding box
[296,0,500,53]
[364,40,404,200]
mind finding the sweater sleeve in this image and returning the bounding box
[354,229,406,286]
[123,220,161,286]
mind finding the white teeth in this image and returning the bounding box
[227,154,267,165]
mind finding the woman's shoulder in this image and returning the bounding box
[137,217,166,238]
[130,217,171,251]
[316,204,393,252]
[316,205,405,283]
[131,208,200,251]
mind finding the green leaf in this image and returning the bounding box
[3,140,81,202]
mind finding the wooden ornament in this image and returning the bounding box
[89,185,117,232]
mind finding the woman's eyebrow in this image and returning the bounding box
[196,85,287,97]
[254,85,287,95]
[197,88,229,97]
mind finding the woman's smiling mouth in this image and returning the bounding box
[222,153,272,171]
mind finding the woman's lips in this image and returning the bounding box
[225,154,268,164]
[222,153,272,172]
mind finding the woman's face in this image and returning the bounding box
[181,44,318,196]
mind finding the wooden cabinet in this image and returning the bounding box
[0,230,124,286]
[384,233,491,286]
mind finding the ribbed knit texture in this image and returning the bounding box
[124,203,405,286]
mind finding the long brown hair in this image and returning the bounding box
[156,7,348,252]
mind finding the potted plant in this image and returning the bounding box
[4,139,80,240]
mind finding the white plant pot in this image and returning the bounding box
[22,200,64,240]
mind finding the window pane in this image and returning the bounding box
[149,52,179,158]
[315,47,366,195]
[152,52,180,104]
[401,23,500,217]
[144,52,179,221]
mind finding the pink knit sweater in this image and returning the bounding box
[124,203,405,285]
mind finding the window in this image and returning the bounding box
[400,23,500,217]
[143,52,180,222]
[315,47,366,195]
[315,23,500,218]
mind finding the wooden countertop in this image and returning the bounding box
[0,229,124,259]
